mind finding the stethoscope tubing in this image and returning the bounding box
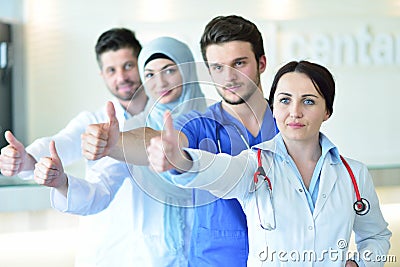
[253,148,370,229]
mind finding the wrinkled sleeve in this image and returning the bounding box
[51,157,129,215]
[20,111,100,180]
[352,163,392,267]
[170,148,256,200]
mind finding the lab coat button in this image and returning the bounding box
[322,194,326,198]
[299,188,303,192]
[308,226,313,230]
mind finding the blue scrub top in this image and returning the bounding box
[175,102,276,266]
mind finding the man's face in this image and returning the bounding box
[205,41,266,105]
[99,48,142,101]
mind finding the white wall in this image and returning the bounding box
[6,0,400,166]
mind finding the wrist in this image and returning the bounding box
[23,153,37,172]
[173,150,193,173]
[56,174,69,197]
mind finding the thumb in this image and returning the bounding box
[49,140,60,161]
[106,101,118,128]
[4,131,25,151]
[163,110,174,139]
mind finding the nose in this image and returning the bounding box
[223,66,238,82]
[154,72,168,87]
[290,102,303,118]
[116,68,128,83]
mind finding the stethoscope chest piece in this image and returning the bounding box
[340,155,370,216]
[353,198,370,215]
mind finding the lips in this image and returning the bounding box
[117,83,134,93]
[287,122,304,128]
[224,85,241,93]
[159,90,172,97]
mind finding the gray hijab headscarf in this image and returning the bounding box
[123,36,207,131]
[123,37,207,253]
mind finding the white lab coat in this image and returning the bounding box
[51,155,194,267]
[174,134,391,267]
[23,98,138,267]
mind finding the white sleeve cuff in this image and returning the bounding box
[169,148,207,187]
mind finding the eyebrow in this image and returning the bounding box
[277,92,319,98]
[144,63,176,72]
[208,57,248,68]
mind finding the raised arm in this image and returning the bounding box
[147,111,256,199]
[352,163,391,267]
[0,131,37,176]
[33,140,68,197]
[82,102,190,165]
[81,101,121,160]
[147,111,193,173]
[81,101,167,165]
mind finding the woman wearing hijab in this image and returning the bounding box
[33,37,207,267]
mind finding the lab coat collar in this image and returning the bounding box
[251,132,341,165]
[252,133,343,219]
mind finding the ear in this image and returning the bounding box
[323,110,331,121]
[258,55,267,74]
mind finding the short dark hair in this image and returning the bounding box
[95,28,142,67]
[200,15,265,67]
[269,60,335,116]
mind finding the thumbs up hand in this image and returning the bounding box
[147,111,192,173]
[0,131,30,176]
[82,101,120,160]
[34,141,68,194]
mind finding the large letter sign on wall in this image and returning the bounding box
[284,25,400,66]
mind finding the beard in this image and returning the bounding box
[219,73,261,106]
[113,82,143,102]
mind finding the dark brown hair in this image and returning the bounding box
[269,60,335,116]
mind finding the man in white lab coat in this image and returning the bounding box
[0,28,149,267]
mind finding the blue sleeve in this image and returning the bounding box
[174,111,203,149]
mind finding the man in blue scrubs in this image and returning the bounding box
[81,15,277,266]
[172,15,276,266]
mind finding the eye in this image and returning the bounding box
[106,67,115,75]
[279,97,290,105]
[164,67,178,75]
[234,60,244,67]
[304,99,315,105]
[211,64,223,72]
[124,62,134,70]
[144,72,154,79]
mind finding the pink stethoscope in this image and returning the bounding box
[253,149,370,231]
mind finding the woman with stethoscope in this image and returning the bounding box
[147,60,391,266]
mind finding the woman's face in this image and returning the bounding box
[273,72,330,143]
[143,58,183,104]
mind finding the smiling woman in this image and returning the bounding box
[143,54,184,104]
